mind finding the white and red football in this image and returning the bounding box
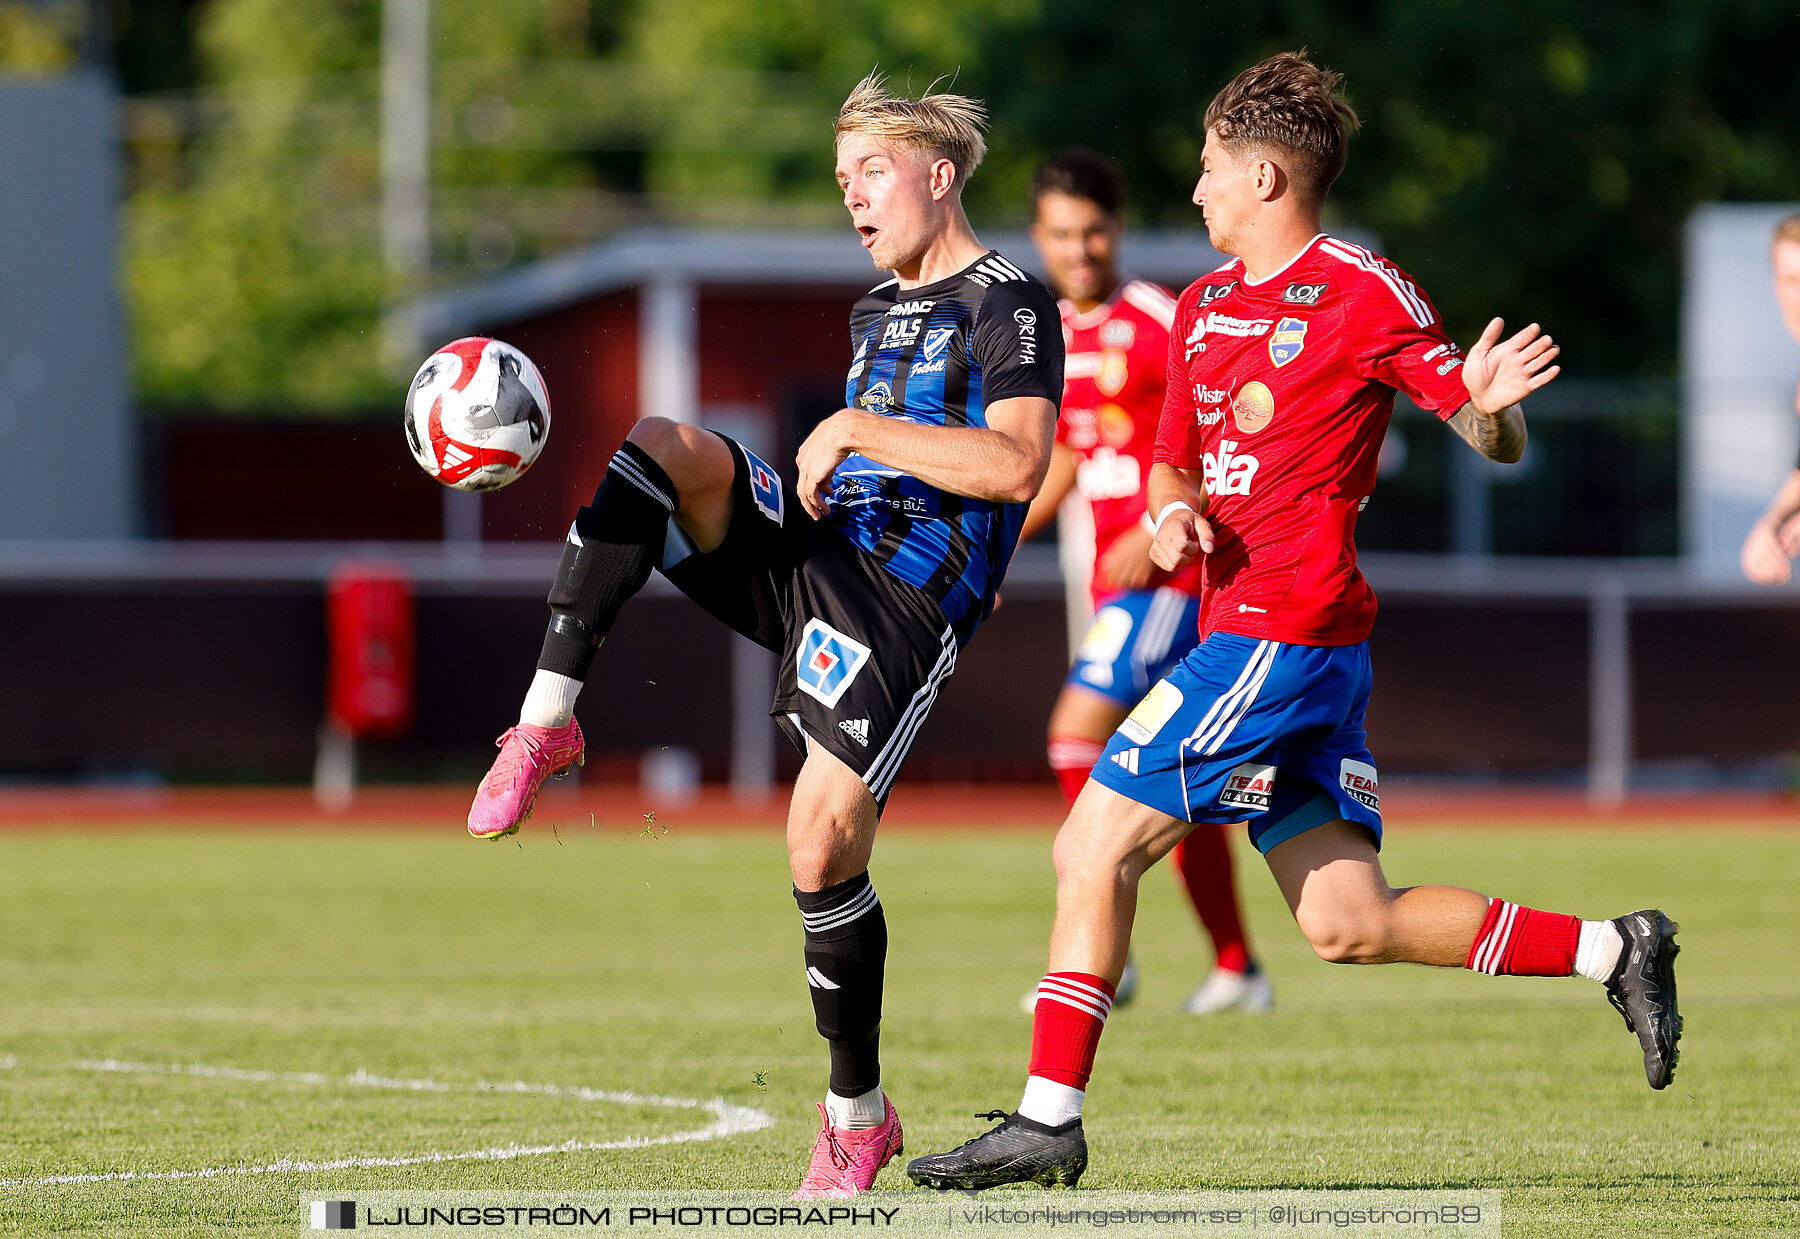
[404,337,551,491]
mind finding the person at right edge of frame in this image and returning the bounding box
[906,50,1682,1191]
[1739,211,1800,585]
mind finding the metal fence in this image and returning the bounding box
[1362,380,1681,559]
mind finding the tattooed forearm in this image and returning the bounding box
[1447,401,1528,463]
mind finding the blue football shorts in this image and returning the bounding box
[1065,587,1203,708]
[1088,631,1384,854]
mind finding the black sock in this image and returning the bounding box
[794,871,886,1098]
[537,442,676,679]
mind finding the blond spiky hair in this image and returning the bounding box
[835,70,989,183]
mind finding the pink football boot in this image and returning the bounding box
[467,720,585,839]
[792,1097,904,1198]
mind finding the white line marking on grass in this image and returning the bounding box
[0,1059,776,1188]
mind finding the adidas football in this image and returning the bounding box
[404,337,551,491]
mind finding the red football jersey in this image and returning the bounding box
[1154,235,1472,645]
[1057,279,1205,605]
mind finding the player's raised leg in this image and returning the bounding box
[909,780,1188,1190]
[1264,820,1681,1089]
[468,417,735,839]
[788,746,905,1198]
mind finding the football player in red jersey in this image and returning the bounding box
[1017,148,1271,1016]
[910,52,1680,1190]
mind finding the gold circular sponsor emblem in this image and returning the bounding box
[1097,404,1134,448]
[1232,381,1275,433]
[860,380,893,413]
[1097,351,1129,397]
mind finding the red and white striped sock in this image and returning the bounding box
[1019,972,1116,1126]
[1047,737,1105,809]
[1464,899,1582,977]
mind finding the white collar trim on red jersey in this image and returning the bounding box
[1059,277,1136,330]
[1237,233,1327,288]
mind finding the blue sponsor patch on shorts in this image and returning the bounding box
[795,618,871,709]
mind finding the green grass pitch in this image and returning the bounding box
[0,818,1796,1236]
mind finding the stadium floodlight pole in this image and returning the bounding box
[639,277,700,426]
[1587,575,1633,806]
[1451,440,1493,557]
[380,0,480,550]
[381,0,432,281]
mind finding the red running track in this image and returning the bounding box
[0,782,1794,832]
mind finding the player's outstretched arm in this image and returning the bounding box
[1742,469,1800,585]
[1016,442,1080,545]
[1145,462,1213,573]
[1449,317,1559,463]
[795,397,1057,519]
[1096,521,1161,593]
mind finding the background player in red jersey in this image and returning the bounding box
[909,51,1681,1191]
[1017,148,1271,1016]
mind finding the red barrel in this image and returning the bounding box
[326,564,415,738]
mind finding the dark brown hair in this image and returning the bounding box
[1203,51,1360,201]
[1031,147,1126,217]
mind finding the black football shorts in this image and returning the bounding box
[659,434,956,808]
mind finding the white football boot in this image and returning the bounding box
[1182,964,1274,1015]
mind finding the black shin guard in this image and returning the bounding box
[795,872,887,1098]
[537,442,677,679]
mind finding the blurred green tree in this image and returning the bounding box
[0,0,79,71]
[967,0,1800,375]
[118,0,1800,411]
[125,0,606,413]
[127,0,385,412]
[618,0,1800,376]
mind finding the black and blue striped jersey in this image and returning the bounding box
[832,250,1064,647]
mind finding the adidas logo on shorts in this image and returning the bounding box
[838,718,871,747]
[1110,748,1140,775]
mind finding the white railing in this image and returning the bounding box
[1361,554,1799,804]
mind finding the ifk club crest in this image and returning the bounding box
[1268,317,1307,367]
